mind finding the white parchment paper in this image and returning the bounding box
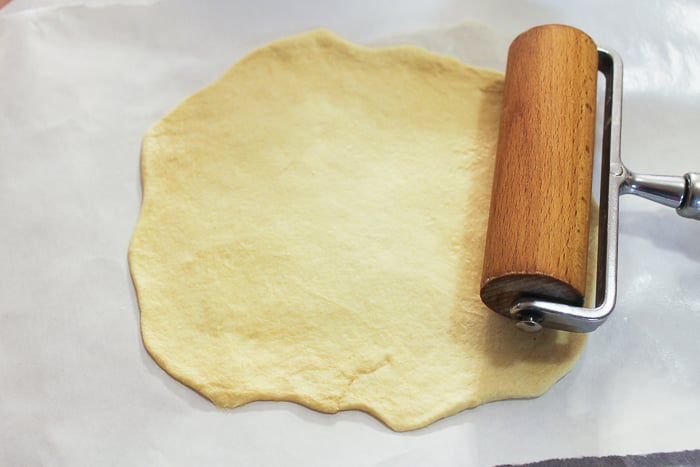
[1,1,699,465]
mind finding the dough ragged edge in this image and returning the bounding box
[129,29,586,432]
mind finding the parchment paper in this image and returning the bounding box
[1,1,699,466]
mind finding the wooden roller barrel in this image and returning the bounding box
[480,25,599,317]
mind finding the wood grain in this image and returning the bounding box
[480,24,598,316]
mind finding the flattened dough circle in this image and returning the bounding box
[129,30,586,431]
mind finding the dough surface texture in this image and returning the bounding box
[129,30,586,431]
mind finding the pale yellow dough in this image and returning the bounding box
[129,30,586,431]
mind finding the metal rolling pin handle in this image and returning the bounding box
[621,171,700,220]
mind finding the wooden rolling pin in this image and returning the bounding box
[480,25,598,317]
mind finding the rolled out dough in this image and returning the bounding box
[129,30,586,431]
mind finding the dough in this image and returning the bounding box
[129,30,586,431]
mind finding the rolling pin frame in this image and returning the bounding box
[510,48,622,333]
[513,47,700,333]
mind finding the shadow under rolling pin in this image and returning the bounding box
[479,24,699,333]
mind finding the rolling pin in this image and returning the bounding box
[479,25,700,333]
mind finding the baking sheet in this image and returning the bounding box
[1,1,699,465]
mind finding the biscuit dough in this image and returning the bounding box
[129,30,586,431]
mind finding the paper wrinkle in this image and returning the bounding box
[0,0,161,17]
